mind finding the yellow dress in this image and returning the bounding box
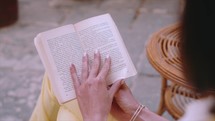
[29,73,117,121]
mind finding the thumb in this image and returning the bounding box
[109,80,124,98]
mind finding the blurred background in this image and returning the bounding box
[0,0,181,120]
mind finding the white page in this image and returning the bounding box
[75,14,137,84]
[39,24,83,103]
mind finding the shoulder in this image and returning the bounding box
[179,96,215,121]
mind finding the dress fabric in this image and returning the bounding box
[29,73,117,121]
[178,96,215,121]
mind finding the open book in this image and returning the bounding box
[34,13,137,104]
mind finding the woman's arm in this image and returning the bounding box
[111,83,169,121]
[70,51,123,121]
[136,108,169,121]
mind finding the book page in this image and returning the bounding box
[39,24,83,104]
[35,35,64,104]
[75,14,137,85]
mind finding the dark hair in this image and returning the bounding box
[181,0,215,93]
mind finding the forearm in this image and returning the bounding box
[85,118,107,121]
[136,108,169,121]
[84,116,107,121]
[84,113,108,121]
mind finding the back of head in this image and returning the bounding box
[180,0,215,94]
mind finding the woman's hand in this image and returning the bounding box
[111,83,139,121]
[70,51,123,121]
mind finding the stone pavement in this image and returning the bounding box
[0,0,180,120]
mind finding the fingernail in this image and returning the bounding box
[70,64,77,73]
[83,52,87,57]
[71,63,74,68]
[83,52,87,62]
[70,64,74,70]
[106,54,110,59]
[95,49,98,54]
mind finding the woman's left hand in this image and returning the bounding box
[70,51,123,121]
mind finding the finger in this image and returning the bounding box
[81,52,89,81]
[109,80,124,99]
[121,81,130,90]
[97,55,111,81]
[116,81,131,95]
[70,64,80,91]
[89,50,101,77]
[110,100,122,115]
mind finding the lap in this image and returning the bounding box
[30,73,118,121]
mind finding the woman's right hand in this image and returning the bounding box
[70,52,122,121]
[111,83,140,121]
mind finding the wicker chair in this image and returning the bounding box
[146,24,202,119]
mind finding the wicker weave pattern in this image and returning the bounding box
[146,24,201,119]
[146,24,190,88]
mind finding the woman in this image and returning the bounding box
[30,0,215,120]
[69,0,215,120]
